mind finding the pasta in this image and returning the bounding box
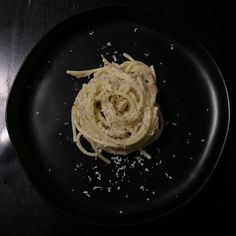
[67,53,163,164]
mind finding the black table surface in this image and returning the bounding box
[0,0,235,235]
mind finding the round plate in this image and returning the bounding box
[6,6,230,226]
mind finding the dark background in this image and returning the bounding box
[0,0,235,235]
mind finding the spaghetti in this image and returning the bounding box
[67,53,163,164]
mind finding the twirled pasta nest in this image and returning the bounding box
[67,53,163,164]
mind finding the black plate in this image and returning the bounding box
[6,6,230,226]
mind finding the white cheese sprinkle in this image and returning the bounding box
[93,186,102,191]
[95,171,101,181]
[111,156,122,165]
[140,185,145,191]
[83,191,90,197]
[130,161,136,168]
[140,150,152,159]
[76,163,82,168]
[165,172,173,179]
[117,165,126,172]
